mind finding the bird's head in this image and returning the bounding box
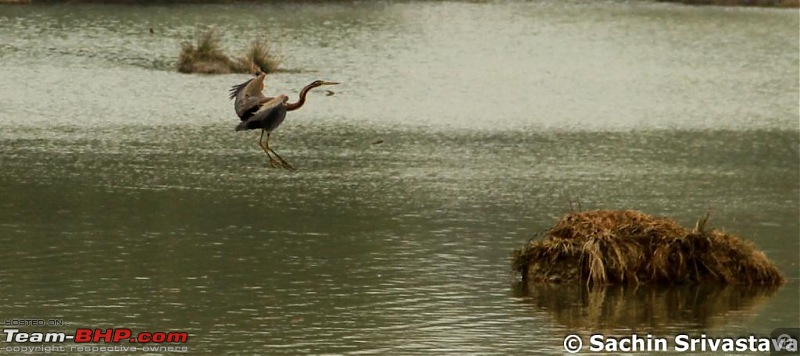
[309,80,340,89]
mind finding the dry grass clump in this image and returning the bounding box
[512,210,784,287]
[178,29,233,74]
[178,29,281,75]
[236,39,281,75]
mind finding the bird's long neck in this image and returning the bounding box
[285,83,317,111]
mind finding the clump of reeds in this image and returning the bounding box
[178,29,281,75]
[512,210,785,287]
[178,29,234,74]
[236,39,281,75]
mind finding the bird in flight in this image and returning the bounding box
[229,71,339,170]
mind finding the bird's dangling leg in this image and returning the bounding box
[265,133,295,170]
[258,129,281,168]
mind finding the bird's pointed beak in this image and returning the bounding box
[321,81,340,86]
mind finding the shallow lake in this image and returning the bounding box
[0,1,798,354]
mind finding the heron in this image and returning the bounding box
[229,72,339,169]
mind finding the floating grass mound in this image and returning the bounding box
[513,210,784,287]
[178,29,280,75]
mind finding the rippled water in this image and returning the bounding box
[0,1,798,354]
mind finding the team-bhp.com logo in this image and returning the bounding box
[5,328,188,343]
[4,328,189,353]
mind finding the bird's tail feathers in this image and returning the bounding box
[235,121,248,131]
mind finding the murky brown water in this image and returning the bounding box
[0,1,798,354]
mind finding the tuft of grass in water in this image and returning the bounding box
[512,210,785,287]
[178,29,234,74]
[234,38,282,74]
[178,29,281,75]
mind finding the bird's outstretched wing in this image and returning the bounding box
[235,94,271,121]
[229,78,254,100]
[230,73,269,120]
[234,96,288,132]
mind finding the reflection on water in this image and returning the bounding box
[0,1,798,354]
[514,283,782,333]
